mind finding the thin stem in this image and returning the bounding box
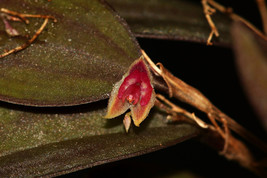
[155,94,265,176]
[0,8,57,23]
[156,94,209,129]
[207,0,267,40]
[219,111,267,153]
[201,0,219,45]
[1,8,29,23]
[0,9,56,59]
[0,18,49,58]
[142,50,267,153]
[142,50,162,76]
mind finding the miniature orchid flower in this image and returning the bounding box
[104,56,156,129]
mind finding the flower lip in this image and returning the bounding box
[118,60,153,106]
[121,82,141,105]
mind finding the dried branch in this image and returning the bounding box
[0,8,56,24]
[142,50,267,153]
[0,9,56,59]
[156,94,209,129]
[207,0,267,40]
[155,93,263,176]
[202,0,267,45]
[144,49,267,175]
[0,18,49,58]
[201,0,219,45]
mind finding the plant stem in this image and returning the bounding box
[207,0,267,40]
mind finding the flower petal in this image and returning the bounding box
[118,58,145,99]
[140,78,153,106]
[131,90,156,126]
[104,78,130,119]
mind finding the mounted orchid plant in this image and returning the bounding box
[0,0,266,177]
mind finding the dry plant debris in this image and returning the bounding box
[202,0,267,44]
[0,8,56,58]
[141,49,267,175]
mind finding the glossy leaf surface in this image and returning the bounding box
[0,101,199,177]
[107,0,232,46]
[232,22,267,131]
[0,0,141,106]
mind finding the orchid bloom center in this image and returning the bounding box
[118,61,153,106]
[122,83,141,105]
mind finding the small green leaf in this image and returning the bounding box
[0,0,140,106]
[107,0,232,46]
[0,102,199,177]
[232,22,267,131]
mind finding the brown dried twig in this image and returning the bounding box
[202,0,267,45]
[155,95,258,174]
[156,94,210,129]
[0,8,56,24]
[142,49,267,175]
[142,49,267,153]
[0,18,49,58]
[0,8,56,59]
[206,0,267,41]
[201,0,219,45]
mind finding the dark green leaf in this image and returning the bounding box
[0,102,199,177]
[0,0,140,106]
[107,0,232,46]
[232,22,267,131]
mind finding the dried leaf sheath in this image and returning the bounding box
[105,56,155,127]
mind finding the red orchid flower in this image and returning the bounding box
[104,56,156,130]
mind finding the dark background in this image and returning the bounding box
[61,0,266,177]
